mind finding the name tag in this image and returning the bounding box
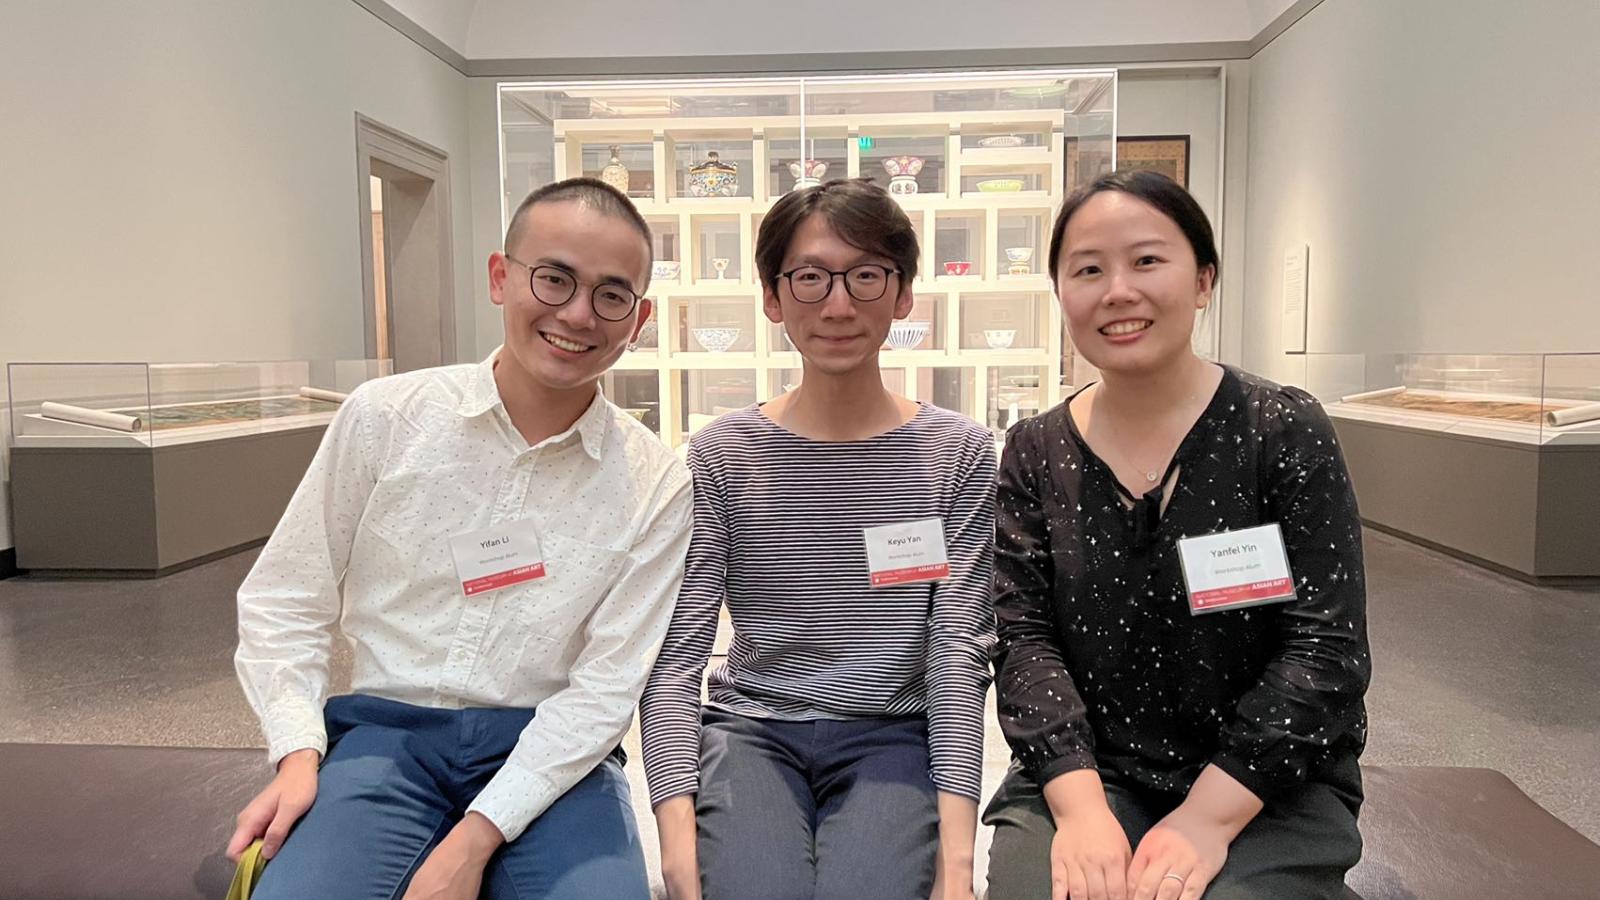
[1176,523,1297,614]
[448,521,546,597]
[864,518,950,587]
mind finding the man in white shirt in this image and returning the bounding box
[227,177,691,900]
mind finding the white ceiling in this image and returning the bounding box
[383,0,1302,61]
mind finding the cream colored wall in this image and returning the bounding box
[1241,0,1600,386]
[1117,69,1231,359]
[0,0,475,553]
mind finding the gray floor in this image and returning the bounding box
[0,529,1596,846]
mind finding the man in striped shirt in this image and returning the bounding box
[640,178,997,900]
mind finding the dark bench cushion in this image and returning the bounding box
[1348,765,1600,899]
[3,746,1598,900]
[0,743,267,900]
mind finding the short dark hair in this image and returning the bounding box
[504,177,654,269]
[1047,169,1218,288]
[755,178,919,291]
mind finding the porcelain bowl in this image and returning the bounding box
[692,327,741,353]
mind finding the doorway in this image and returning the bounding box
[356,115,456,373]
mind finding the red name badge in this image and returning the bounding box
[448,523,547,597]
[1177,524,1297,615]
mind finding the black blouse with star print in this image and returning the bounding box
[992,365,1370,801]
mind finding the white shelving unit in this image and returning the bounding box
[520,81,1113,446]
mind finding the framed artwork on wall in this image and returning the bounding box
[1067,134,1192,190]
[1114,135,1191,187]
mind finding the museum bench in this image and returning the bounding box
[1,744,1596,899]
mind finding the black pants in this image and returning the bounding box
[983,756,1362,900]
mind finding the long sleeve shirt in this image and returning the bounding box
[235,350,692,841]
[639,404,997,806]
[993,366,1370,801]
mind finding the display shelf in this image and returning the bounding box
[958,189,1053,204]
[958,148,1056,167]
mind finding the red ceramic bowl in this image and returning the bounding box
[943,261,972,276]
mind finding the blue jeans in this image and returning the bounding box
[252,694,649,900]
[694,708,940,900]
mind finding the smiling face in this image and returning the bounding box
[1054,190,1215,376]
[763,212,913,377]
[488,199,652,395]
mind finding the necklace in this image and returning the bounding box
[1094,389,1201,487]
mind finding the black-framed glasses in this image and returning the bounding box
[778,264,901,303]
[505,256,641,322]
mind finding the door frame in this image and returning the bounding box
[355,114,456,367]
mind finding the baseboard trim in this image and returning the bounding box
[1363,520,1600,588]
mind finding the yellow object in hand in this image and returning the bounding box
[224,839,268,900]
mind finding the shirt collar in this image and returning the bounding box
[457,350,504,419]
[458,346,610,461]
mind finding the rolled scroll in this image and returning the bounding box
[1546,402,1600,428]
[298,387,349,404]
[1340,386,1406,403]
[40,401,143,433]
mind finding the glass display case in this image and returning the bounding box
[501,69,1117,445]
[1300,351,1600,580]
[1304,353,1600,446]
[6,358,392,574]
[7,359,391,450]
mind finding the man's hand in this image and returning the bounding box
[227,748,320,862]
[401,812,504,900]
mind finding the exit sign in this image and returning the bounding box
[857,136,875,150]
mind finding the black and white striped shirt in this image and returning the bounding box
[639,403,997,806]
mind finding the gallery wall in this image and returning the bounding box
[0,0,476,554]
[1241,0,1600,385]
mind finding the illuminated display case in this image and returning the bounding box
[501,70,1118,444]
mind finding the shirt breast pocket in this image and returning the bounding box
[360,464,485,551]
[507,531,628,642]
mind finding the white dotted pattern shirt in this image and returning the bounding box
[235,350,692,841]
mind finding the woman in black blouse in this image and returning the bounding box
[984,170,1369,900]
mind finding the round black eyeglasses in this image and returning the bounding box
[778,264,901,303]
[505,256,641,322]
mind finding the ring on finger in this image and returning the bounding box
[1162,873,1186,885]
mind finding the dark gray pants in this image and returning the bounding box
[983,757,1362,900]
[695,708,940,900]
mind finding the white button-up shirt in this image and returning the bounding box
[235,350,692,840]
